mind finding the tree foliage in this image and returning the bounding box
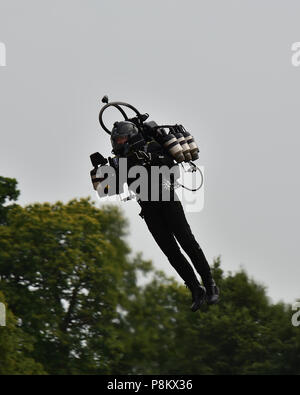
[118,260,300,375]
[0,192,150,374]
[0,176,20,225]
[0,176,299,375]
[0,291,46,374]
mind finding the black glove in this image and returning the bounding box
[108,156,119,170]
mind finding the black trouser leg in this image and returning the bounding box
[141,201,213,286]
[141,203,199,284]
[165,201,213,286]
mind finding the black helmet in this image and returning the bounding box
[111,121,139,155]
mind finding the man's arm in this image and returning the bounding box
[90,156,123,197]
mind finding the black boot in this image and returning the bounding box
[204,280,220,305]
[185,280,206,312]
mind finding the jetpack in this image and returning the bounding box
[91,96,203,197]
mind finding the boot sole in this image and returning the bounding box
[191,297,206,312]
[206,297,220,305]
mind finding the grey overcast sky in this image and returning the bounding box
[0,0,299,303]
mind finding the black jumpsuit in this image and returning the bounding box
[93,139,214,287]
[127,139,214,287]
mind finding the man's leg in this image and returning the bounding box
[161,201,219,304]
[140,203,206,311]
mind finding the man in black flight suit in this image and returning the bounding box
[92,121,219,312]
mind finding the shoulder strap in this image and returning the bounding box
[144,139,156,154]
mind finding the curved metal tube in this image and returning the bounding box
[99,101,143,135]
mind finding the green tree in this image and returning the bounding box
[0,197,152,374]
[1,176,299,375]
[0,176,20,225]
[117,259,300,375]
[0,176,45,374]
[0,292,46,374]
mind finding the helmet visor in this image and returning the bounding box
[115,135,129,144]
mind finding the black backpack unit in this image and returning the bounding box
[90,96,203,194]
[98,95,200,162]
